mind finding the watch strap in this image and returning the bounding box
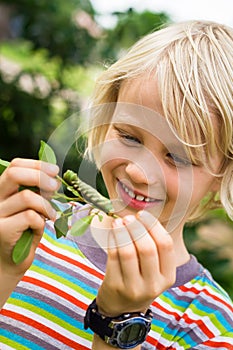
[84,299,114,340]
[84,298,153,343]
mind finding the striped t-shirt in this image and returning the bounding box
[0,203,233,349]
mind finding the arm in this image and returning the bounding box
[0,270,24,308]
[0,158,59,309]
[90,211,176,349]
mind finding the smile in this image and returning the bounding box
[120,181,160,203]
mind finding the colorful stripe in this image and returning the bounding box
[0,204,233,349]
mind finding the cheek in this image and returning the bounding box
[164,167,196,216]
[99,141,125,180]
[98,138,139,169]
[101,159,121,182]
[190,170,216,201]
[171,167,216,216]
[97,139,120,168]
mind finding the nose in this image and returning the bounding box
[125,157,161,185]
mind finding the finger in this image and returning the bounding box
[0,166,60,199]
[105,230,122,283]
[0,190,57,221]
[10,158,59,176]
[90,212,114,250]
[0,210,46,249]
[137,210,175,279]
[96,231,124,317]
[123,215,160,280]
[112,218,141,283]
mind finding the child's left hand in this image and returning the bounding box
[94,210,176,317]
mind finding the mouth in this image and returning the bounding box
[118,180,164,210]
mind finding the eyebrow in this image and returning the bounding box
[112,109,176,139]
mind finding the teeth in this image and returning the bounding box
[121,182,156,202]
[135,195,144,201]
[128,190,135,198]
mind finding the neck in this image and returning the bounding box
[169,222,190,267]
[173,238,190,266]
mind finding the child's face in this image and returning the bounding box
[100,77,222,232]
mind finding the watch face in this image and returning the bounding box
[119,323,146,343]
[113,317,151,349]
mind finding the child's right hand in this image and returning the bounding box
[0,158,59,275]
[92,210,176,319]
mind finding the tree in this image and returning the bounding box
[99,9,170,60]
[0,0,101,162]
[0,0,100,64]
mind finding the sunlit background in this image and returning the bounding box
[91,0,233,27]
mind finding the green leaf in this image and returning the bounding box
[0,159,10,175]
[10,141,57,265]
[12,228,34,264]
[70,215,93,236]
[38,140,57,164]
[50,200,62,212]
[54,216,69,238]
[63,206,73,216]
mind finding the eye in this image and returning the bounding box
[166,153,192,167]
[115,127,141,146]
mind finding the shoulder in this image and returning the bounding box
[146,262,233,349]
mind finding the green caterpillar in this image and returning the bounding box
[63,170,115,215]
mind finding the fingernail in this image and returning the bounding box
[47,164,59,175]
[112,218,124,228]
[49,178,58,190]
[137,211,168,235]
[123,215,135,224]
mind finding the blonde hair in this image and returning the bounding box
[87,20,233,221]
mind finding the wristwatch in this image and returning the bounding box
[84,299,153,349]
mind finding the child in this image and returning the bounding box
[0,20,233,349]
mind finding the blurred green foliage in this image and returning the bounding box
[0,1,232,297]
[100,9,170,60]
[0,39,96,163]
[0,0,96,64]
[0,0,99,168]
[184,213,233,299]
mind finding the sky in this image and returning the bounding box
[90,0,233,28]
